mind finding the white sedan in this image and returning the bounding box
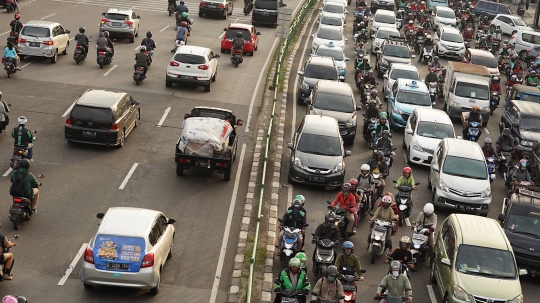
[312,25,347,53]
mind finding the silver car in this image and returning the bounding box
[18,21,70,63]
[100,8,141,43]
[80,207,176,294]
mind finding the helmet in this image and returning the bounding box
[511,75,518,81]
[369,99,377,107]
[504,39,509,43]
[532,71,537,75]
[17,116,27,125]
[361,29,366,33]
[399,236,412,248]
[368,70,374,75]
[493,76,499,82]
[103,31,109,38]
[421,1,425,4]
[289,257,301,268]
[434,56,439,61]
[98,31,104,37]
[342,183,351,195]
[370,89,377,96]
[511,43,516,48]
[481,36,486,40]
[79,27,85,33]
[361,164,370,174]
[2,296,17,303]
[295,252,307,267]
[181,21,188,27]
[472,104,480,110]
[484,137,492,145]
[380,112,388,118]
[19,159,30,170]
[423,203,435,216]
[442,68,447,74]
[327,265,338,277]
[181,12,189,18]
[342,241,354,256]
[236,31,243,38]
[140,45,146,52]
[349,178,359,188]
[325,212,337,225]
[375,150,384,158]
[291,199,302,214]
[403,167,412,174]
[503,128,511,136]
[430,68,436,73]
[16,298,27,303]
[380,115,388,122]
[409,20,414,24]
[146,31,152,38]
[520,159,528,169]
[294,195,306,206]
[363,55,369,60]
[426,34,432,39]
[180,0,185,3]
[14,14,20,20]
[382,194,392,205]
[382,129,390,138]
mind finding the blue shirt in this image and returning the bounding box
[176,4,188,13]
[4,47,16,58]
[176,27,187,40]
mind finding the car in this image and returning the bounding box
[319,2,348,23]
[383,63,419,101]
[489,14,532,36]
[431,6,456,30]
[313,42,349,80]
[100,9,140,43]
[499,100,540,158]
[427,0,448,12]
[17,21,70,63]
[473,0,512,20]
[404,108,455,166]
[199,0,233,19]
[369,9,397,36]
[317,12,345,28]
[306,80,361,144]
[522,45,540,62]
[287,115,351,187]
[371,27,401,55]
[375,36,413,78]
[463,48,500,77]
[506,84,540,105]
[322,0,348,8]
[80,207,176,294]
[220,23,261,55]
[429,138,492,216]
[311,25,347,53]
[370,0,394,13]
[166,45,220,92]
[509,30,540,61]
[297,56,341,104]
[434,26,465,60]
[431,213,525,303]
[387,79,433,128]
[65,89,140,148]
[252,0,286,26]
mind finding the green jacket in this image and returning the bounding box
[396,175,415,188]
[377,274,412,297]
[10,168,39,198]
[425,73,437,83]
[334,254,363,277]
[275,268,310,291]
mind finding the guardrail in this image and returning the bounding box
[244,0,317,301]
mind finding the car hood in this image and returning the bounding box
[395,100,431,114]
[516,25,533,32]
[441,173,488,191]
[441,39,465,48]
[520,130,540,143]
[505,228,540,256]
[335,60,346,69]
[383,56,411,65]
[414,134,444,151]
[310,109,355,123]
[295,150,342,169]
[436,16,456,25]
[304,77,323,88]
[455,272,521,300]
[313,37,345,47]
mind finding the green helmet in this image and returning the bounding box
[181,12,189,18]
[295,252,307,267]
[294,195,305,206]
[536,85,540,90]
[379,112,388,118]
[289,257,301,268]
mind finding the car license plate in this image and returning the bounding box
[112,22,122,26]
[106,262,129,270]
[197,161,211,168]
[309,176,325,182]
[83,131,96,137]
[207,5,216,8]
[29,42,40,47]
[180,75,191,79]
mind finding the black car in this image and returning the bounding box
[252,0,286,26]
[287,115,351,187]
[199,0,234,19]
[65,89,140,148]
[371,0,394,13]
[297,56,340,104]
[499,100,540,158]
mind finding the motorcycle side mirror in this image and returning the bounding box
[102,12,106,16]
[13,235,19,240]
[345,57,350,61]
[168,218,177,224]
[37,174,45,178]
[386,252,391,257]
[32,130,38,133]
[278,218,283,223]
[311,291,321,296]
[356,105,363,111]
[96,213,105,219]
[383,74,388,79]
[359,269,367,273]
[137,15,141,19]
[237,119,243,126]
[498,213,506,222]
[304,223,309,227]
[214,54,221,59]
[345,150,352,157]
[223,28,227,31]
[411,55,416,59]
[337,295,345,300]
[432,102,437,106]
[362,113,366,117]
[345,38,349,41]
[392,180,397,183]
[256,32,261,35]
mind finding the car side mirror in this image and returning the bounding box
[184,114,191,119]
[345,57,350,61]
[498,213,506,222]
[297,70,304,75]
[237,119,244,126]
[406,129,413,135]
[224,28,227,31]
[383,74,388,79]
[282,3,287,6]
[214,54,221,59]
[345,38,348,41]
[389,97,395,101]
[305,98,312,104]
[441,258,451,266]
[377,50,382,54]
[414,182,420,185]
[512,123,519,128]
[359,269,366,273]
[392,180,397,183]
[256,32,261,35]
[432,102,436,106]
[519,269,528,275]
[96,213,105,219]
[317,20,320,24]
[287,143,294,150]
[102,12,106,16]
[168,219,177,224]
[137,15,141,19]
[432,164,439,172]
[345,150,352,157]
[371,34,375,38]
[65,30,71,34]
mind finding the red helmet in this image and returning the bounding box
[403,167,412,174]
[181,21,187,27]
[14,13,20,20]
[349,178,359,186]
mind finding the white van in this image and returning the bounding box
[509,30,540,61]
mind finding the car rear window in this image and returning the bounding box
[323,4,344,13]
[226,29,251,40]
[71,105,113,125]
[104,13,130,21]
[470,56,498,68]
[21,26,50,38]
[383,45,410,58]
[305,64,338,80]
[93,235,146,272]
[173,53,206,64]
[255,0,278,10]
[375,14,396,24]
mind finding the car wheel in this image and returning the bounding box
[150,275,160,295]
[51,50,58,63]
[430,259,437,284]
[519,50,527,61]
[176,163,184,176]
[134,111,140,127]
[229,5,233,15]
[135,28,139,37]
[63,42,69,55]
[427,171,432,190]
[166,79,173,87]
[118,130,125,148]
[221,48,226,53]
[19,55,25,61]
[199,12,203,17]
[249,51,254,56]
[204,83,211,92]
[406,148,411,165]
[255,43,258,51]
[212,71,216,82]
[167,238,174,259]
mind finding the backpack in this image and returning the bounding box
[10,170,28,197]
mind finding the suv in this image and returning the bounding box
[506,84,540,105]
[473,0,511,19]
[499,100,540,158]
[100,9,141,43]
[166,45,220,92]
[489,14,531,36]
[369,9,396,36]
[252,0,286,26]
[509,30,540,61]
[370,0,394,13]
[375,37,412,78]
[65,89,141,148]
[297,56,340,104]
[463,49,499,77]
[199,0,234,19]
[434,26,465,60]
[17,21,70,63]
[307,80,360,144]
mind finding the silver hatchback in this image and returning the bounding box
[18,21,70,63]
[100,8,141,43]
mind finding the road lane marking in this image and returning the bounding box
[485,128,490,135]
[2,168,13,177]
[0,31,10,37]
[427,285,438,303]
[244,38,279,133]
[160,25,170,32]
[134,45,140,50]
[58,243,86,286]
[20,61,33,69]
[103,64,118,76]
[209,143,246,303]
[157,107,172,127]
[119,163,139,189]
[69,37,74,41]
[218,18,239,39]
[40,13,56,20]
[62,99,78,117]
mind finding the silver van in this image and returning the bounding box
[509,30,540,61]
[18,21,70,63]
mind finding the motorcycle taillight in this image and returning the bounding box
[99,52,106,55]
[14,150,22,155]
[13,198,22,203]
[137,67,143,71]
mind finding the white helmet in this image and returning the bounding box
[426,34,432,39]
[140,45,146,51]
[18,116,27,125]
[382,195,392,205]
[361,164,370,172]
[423,203,435,216]
[409,20,414,24]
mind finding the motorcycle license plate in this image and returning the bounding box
[29,42,40,47]
[106,262,129,270]
[9,206,22,214]
[83,131,96,137]
[281,298,299,303]
[399,204,407,210]
[112,22,122,26]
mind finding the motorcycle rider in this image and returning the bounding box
[385,236,413,268]
[334,241,364,280]
[356,164,374,193]
[313,213,341,264]
[359,70,376,104]
[412,26,424,48]
[329,183,356,238]
[274,258,310,303]
[508,44,518,58]
[74,27,89,57]
[244,0,253,13]
[511,159,533,187]
[485,33,493,46]
[418,0,427,10]
[349,179,361,233]
[103,31,114,58]
[134,45,150,76]
[374,130,394,165]
[462,105,483,141]
[499,45,510,59]
[168,0,178,10]
[424,68,437,84]
[375,261,413,302]
[175,0,189,19]
[414,203,437,260]
[3,41,20,71]
[417,34,433,63]
[9,159,39,213]
[371,114,390,148]
[176,21,189,45]
[311,265,344,303]
[9,14,23,38]
[490,76,502,95]
[277,199,306,251]
[293,195,307,211]
[368,195,396,251]
[477,36,488,50]
[0,223,16,280]
[12,117,35,161]
[232,31,245,55]
[430,56,441,69]
[395,167,416,190]
[96,32,112,59]
[140,31,156,60]
[356,29,369,44]
[497,128,515,165]
[482,138,497,158]
[419,18,431,30]
[363,100,380,139]
[368,89,382,108]
[506,75,521,95]
[437,68,446,92]
[462,27,473,41]
[405,20,415,36]
[493,25,502,42]
[526,71,538,87]
[368,150,389,196]
[178,12,192,32]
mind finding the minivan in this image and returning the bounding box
[509,30,540,61]
[65,89,141,148]
[428,138,492,216]
[473,0,511,20]
[252,0,285,26]
[431,213,525,303]
[431,6,456,30]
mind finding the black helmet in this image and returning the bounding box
[503,128,511,136]
[327,265,338,277]
[382,130,390,138]
[325,212,336,226]
[291,199,302,214]
[99,32,104,37]
[180,0,185,3]
[369,99,377,107]
[236,31,242,37]
[79,27,85,33]
[16,297,28,303]
[103,31,109,38]
[19,159,30,170]
[146,31,152,38]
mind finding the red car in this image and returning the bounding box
[220,23,261,56]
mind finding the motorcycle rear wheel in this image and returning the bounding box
[12,214,20,230]
[398,209,406,226]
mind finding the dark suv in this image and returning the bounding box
[297,56,340,104]
[499,100,540,158]
[375,37,412,78]
[252,0,286,26]
[65,89,140,148]
[371,0,394,13]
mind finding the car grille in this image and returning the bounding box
[472,296,507,303]
[305,166,332,175]
[401,114,410,122]
[446,45,462,51]
[448,187,482,197]
[423,148,434,155]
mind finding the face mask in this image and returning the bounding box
[392,271,399,278]
[327,276,335,282]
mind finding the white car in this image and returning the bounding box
[317,12,345,28]
[489,14,532,36]
[320,2,348,23]
[434,26,465,60]
[369,9,397,36]
[383,63,419,101]
[311,25,347,53]
[431,6,456,30]
[404,108,455,166]
[80,207,176,294]
[166,45,220,92]
[322,0,348,7]
[371,27,400,54]
[17,21,70,63]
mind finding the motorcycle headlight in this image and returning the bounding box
[293,157,305,169]
[481,186,491,198]
[438,179,448,192]
[508,294,524,303]
[453,285,471,302]
[301,81,309,90]
[346,119,356,127]
[413,243,421,249]
[392,107,405,115]
[521,140,534,147]
[333,162,344,173]
[412,140,423,152]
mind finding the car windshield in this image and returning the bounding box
[317,27,343,40]
[173,53,206,64]
[376,29,399,39]
[375,14,396,24]
[442,155,488,179]
[254,0,278,9]
[304,64,338,79]
[321,16,343,26]
[390,69,418,80]
[383,45,410,58]
[396,90,431,106]
[441,32,463,43]
[437,10,455,19]
[70,106,113,124]
[521,93,540,103]
[416,121,454,139]
[297,133,342,156]
[520,116,540,131]
[456,245,517,279]
[226,29,251,40]
[21,26,50,38]
[313,92,354,112]
[455,82,489,100]
[514,18,527,26]
[505,204,540,238]
[315,48,344,61]
[104,13,130,21]
[323,4,344,13]
[470,56,498,68]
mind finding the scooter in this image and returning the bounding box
[486,157,497,184]
[356,188,371,221]
[96,50,111,69]
[274,278,309,303]
[133,66,146,85]
[428,82,437,103]
[409,225,433,272]
[364,116,378,145]
[413,36,424,54]
[3,57,16,78]
[5,0,15,13]
[277,219,305,268]
[231,49,243,68]
[422,46,433,65]
[339,270,366,303]
[168,3,176,16]
[371,173,382,209]
[393,181,420,226]
[517,3,525,16]
[311,234,340,279]
[328,202,349,239]
[243,2,253,15]
[499,146,513,178]
[368,218,392,264]
[465,121,480,142]
[171,38,186,53]
[9,176,43,230]
[490,91,499,114]
[0,234,18,281]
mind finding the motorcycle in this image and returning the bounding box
[406,29,415,45]
[491,40,501,55]
[375,147,396,168]
[409,225,432,272]
[274,278,309,303]
[416,9,425,22]
[354,46,367,67]
[486,157,497,184]
[244,2,253,15]
[10,131,37,170]
[339,270,366,303]
[379,293,409,303]
[490,91,500,114]
[356,188,371,221]
[393,181,420,226]
[133,65,146,85]
[422,46,433,65]
[364,116,378,146]
[368,218,392,264]
[311,233,340,279]
[96,50,111,69]
[168,2,176,16]
[73,43,89,65]
[414,36,424,54]
[385,252,412,278]
[231,49,243,68]
[171,38,186,53]
[6,0,15,13]
[499,146,513,178]
[371,173,383,208]
[277,219,306,268]
[10,176,43,230]
[328,202,349,239]
[517,4,525,16]
[355,69,369,91]
[428,82,437,103]
[3,57,16,78]
[464,121,480,142]
[362,83,375,104]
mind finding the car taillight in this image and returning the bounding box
[511,35,515,39]
[101,18,110,24]
[65,117,72,127]
[198,64,209,70]
[17,38,26,43]
[83,248,94,264]
[141,253,154,268]
[527,49,530,53]
[170,60,180,67]
[200,1,206,6]
[13,198,22,203]
[217,4,225,8]
[110,123,119,131]
[124,20,134,27]
[43,40,54,46]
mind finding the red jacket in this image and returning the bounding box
[490,83,502,94]
[405,24,415,31]
[331,192,356,211]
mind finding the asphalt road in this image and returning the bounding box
[0,0,301,302]
[276,6,540,303]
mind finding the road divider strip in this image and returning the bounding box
[57,243,86,286]
[157,107,172,127]
[119,163,139,189]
